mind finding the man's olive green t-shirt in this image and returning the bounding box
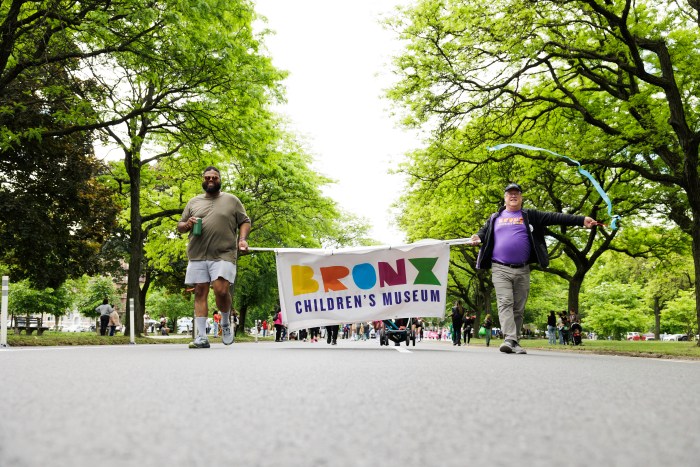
[180,192,251,263]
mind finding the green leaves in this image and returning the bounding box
[9,281,72,319]
[69,275,120,318]
[387,0,700,335]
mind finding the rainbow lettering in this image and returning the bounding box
[291,257,440,296]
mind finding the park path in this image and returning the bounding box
[1,339,698,467]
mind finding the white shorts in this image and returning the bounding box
[185,260,237,286]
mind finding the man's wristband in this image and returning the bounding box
[240,236,248,241]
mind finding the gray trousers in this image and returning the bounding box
[491,263,530,343]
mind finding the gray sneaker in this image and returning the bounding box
[222,324,234,346]
[188,336,210,349]
[499,340,515,354]
[513,342,527,354]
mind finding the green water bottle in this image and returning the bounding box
[192,218,202,236]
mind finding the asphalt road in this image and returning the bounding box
[1,338,698,467]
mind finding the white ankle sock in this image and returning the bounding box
[195,317,208,338]
[221,312,230,326]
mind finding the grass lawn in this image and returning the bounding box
[3,330,271,347]
[4,332,699,359]
[512,338,700,359]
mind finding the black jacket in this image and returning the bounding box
[451,306,462,325]
[475,207,584,269]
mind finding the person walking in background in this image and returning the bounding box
[451,300,464,346]
[359,322,367,341]
[482,314,493,347]
[177,166,251,349]
[412,318,423,342]
[273,307,283,342]
[470,182,598,355]
[95,299,113,336]
[309,327,320,343]
[262,319,268,337]
[547,310,557,345]
[212,310,221,338]
[557,313,568,344]
[463,312,475,345]
[326,325,339,345]
[108,307,121,336]
[560,312,571,345]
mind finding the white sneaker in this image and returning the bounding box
[499,340,515,354]
[222,324,234,345]
[188,336,210,349]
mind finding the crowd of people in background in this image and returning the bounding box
[259,308,508,346]
[144,305,583,346]
[143,302,584,346]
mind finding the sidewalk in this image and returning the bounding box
[145,333,190,340]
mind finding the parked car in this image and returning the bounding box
[662,333,688,341]
[642,333,655,341]
[177,318,193,334]
[62,324,91,332]
[626,332,642,341]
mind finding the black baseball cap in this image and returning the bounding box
[504,183,522,193]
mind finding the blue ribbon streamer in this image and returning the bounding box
[487,143,620,230]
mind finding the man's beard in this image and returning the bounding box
[202,181,221,194]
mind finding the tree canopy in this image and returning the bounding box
[0,63,118,288]
[387,0,700,338]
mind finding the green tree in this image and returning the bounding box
[662,289,697,337]
[387,0,700,343]
[527,271,569,330]
[8,280,72,329]
[0,59,119,288]
[582,225,693,338]
[582,282,650,339]
[0,0,174,143]
[393,138,647,326]
[89,0,285,335]
[640,253,693,338]
[146,130,349,334]
[145,288,193,334]
[71,275,120,320]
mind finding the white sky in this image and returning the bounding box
[253,0,420,245]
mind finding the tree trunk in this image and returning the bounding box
[125,152,144,337]
[477,271,492,315]
[475,275,493,334]
[139,271,151,332]
[692,219,700,346]
[567,274,583,316]
[682,138,700,346]
[653,296,661,339]
[237,304,248,335]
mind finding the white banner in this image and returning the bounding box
[275,241,450,332]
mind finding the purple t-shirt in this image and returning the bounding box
[492,210,530,264]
